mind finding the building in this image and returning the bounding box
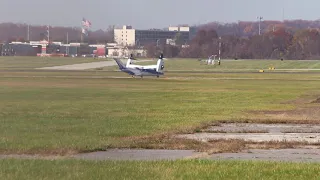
[114,25,195,46]
[114,25,136,46]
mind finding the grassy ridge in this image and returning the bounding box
[0,159,319,180]
[1,74,319,154]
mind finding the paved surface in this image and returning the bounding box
[73,149,201,161]
[36,60,153,70]
[36,61,117,70]
[176,123,320,143]
[209,148,320,163]
[0,149,202,161]
[205,123,320,133]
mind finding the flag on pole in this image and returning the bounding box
[82,18,92,28]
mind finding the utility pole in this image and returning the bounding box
[257,16,263,35]
[66,32,69,55]
[67,32,69,44]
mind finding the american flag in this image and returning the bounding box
[82,18,92,28]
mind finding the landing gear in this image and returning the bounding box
[157,75,160,78]
[140,76,143,78]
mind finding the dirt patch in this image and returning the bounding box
[312,97,320,103]
[247,106,320,122]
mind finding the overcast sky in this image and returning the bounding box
[1,0,319,30]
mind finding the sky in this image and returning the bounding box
[1,0,320,30]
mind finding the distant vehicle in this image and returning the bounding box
[114,54,165,78]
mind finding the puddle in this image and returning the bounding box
[176,123,320,143]
[209,148,320,162]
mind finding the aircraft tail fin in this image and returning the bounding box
[156,54,165,72]
[126,54,135,67]
[114,58,126,70]
[159,53,164,60]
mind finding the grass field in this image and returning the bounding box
[1,56,320,179]
[1,72,320,154]
[1,159,320,180]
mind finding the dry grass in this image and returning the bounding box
[110,134,214,152]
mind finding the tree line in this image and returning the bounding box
[3,20,320,59]
[146,27,320,60]
[147,20,320,60]
[0,23,114,44]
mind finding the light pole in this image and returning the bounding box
[66,32,69,55]
[218,37,221,60]
[257,16,263,35]
[27,24,30,41]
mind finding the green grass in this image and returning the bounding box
[1,71,320,154]
[1,58,320,179]
[1,159,320,180]
[0,56,108,70]
[103,59,320,72]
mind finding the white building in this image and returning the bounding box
[114,25,193,47]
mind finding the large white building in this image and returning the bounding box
[114,25,195,46]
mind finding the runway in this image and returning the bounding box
[1,75,320,81]
[36,60,117,70]
[36,59,153,70]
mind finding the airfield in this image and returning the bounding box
[1,56,320,179]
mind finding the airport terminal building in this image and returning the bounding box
[114,25,196,46]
